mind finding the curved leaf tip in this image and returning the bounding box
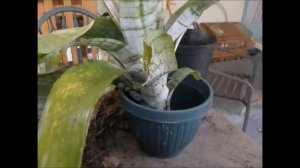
[38,20,95,54]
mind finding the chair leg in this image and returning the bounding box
[242,103,251,132]
[75,38,83,64]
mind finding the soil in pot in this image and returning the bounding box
[81,91,127,168]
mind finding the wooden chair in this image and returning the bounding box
[204,34,257,132]
[191,22,257,132]
[207,68,254,132]
[38,6,98,66]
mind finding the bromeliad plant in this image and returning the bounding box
[38,0,220,167]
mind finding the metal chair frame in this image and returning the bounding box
[38,7,97,65]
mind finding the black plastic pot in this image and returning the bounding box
[176,29,217,79]
[119,76,213,158]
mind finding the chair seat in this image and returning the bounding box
[207,68,254,132]
[207,68,253,105]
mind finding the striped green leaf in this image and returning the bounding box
[140,30,177,109]
[119,0,161,55]
[166,0,219,41]
[167,67,201,91]
[111,45,147,82]
[81,17,124,41]
[70,38,125,51]
[69,38,147,82]
[96,48,123,68]
[57,36,146,83]
[156,0,167,30]
[143,29,177,83]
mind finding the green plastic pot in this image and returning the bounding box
[119,75,213,158]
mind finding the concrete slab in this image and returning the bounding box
[105,110,262,168]
[213,97,262,145]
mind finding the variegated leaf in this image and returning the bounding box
[156,0,167,30]
[38,49,63,75]
[119,0,161,55]
[111,45,147,82]
[38,53,46,61]
[143,29,177,83]
[81,17,124,41]
[167,67,201,91]
[141,74,169,109]
[166,67,201,110]
[70,38,125,51]
[141,30,177,110]
[38,61,123,168]
[104,0,121,30]
[69,38,147,82]
[96,48,127,74]
[143,42,152,74]
[166,0,219,41]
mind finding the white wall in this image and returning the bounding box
[96,0,108,15]
[167,0,245,23]
[96,0,245,23]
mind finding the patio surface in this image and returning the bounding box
[105,110,262,168]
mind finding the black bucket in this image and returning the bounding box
[176,29,217,79]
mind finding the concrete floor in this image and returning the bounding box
[210,51,262,145]
[106,110,262,168]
